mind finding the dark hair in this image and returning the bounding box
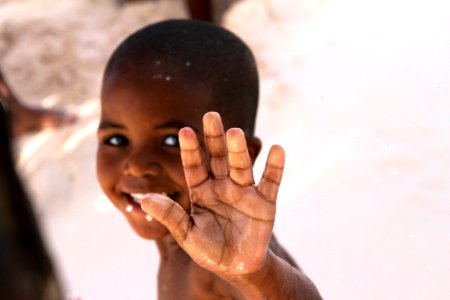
[0,104,62,300]
[103,19,259,136]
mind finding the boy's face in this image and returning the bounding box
[97,71,211,240]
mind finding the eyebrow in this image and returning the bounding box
[155,120,189,130]
[98,120,125,130]
[156,120,200,134]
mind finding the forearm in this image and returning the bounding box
[227,250,322,300]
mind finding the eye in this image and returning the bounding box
[162,135,179,147]
[103,135,129,147]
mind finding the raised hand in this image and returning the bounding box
[140,111,285,278]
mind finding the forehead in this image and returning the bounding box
[101,71,215,127]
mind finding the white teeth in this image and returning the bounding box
[130,193,147,204]
[130,192,168,204]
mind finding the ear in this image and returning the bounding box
[246,136,262,164]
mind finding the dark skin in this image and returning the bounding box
[0,68,77,137]
[97,70,322,299]
[0,105,63,300]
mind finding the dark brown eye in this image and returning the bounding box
[104,135,129,147]
[163,135,179,147]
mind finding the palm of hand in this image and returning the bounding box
[187,177,275,275]
[141,112,284,278]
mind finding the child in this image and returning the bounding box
[96,19,322,299]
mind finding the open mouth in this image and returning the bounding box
[123,192,180,206]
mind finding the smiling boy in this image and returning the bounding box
[96,19,321,299]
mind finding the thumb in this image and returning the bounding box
[140,194,190,243]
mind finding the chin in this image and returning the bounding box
[128,219,169,240]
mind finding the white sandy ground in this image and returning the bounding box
[1,0,449,299]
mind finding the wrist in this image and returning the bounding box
[225,251,322,300]
[224,251,277,299]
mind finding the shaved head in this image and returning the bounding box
[103,19,259,136]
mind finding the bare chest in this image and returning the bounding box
[157,259,239,300]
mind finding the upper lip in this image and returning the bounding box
[119,181,174,194]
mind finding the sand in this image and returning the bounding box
[1,0,449,299]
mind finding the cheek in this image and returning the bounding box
[96,149,121,192]
[164,153,186,184]
[163,155,193,210]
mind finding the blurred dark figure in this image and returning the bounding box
[0,103,63,299]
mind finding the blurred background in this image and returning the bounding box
[1,0,449,299]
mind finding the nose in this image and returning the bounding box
[124,146,162,177]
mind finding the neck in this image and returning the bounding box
[154,234,243,299]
